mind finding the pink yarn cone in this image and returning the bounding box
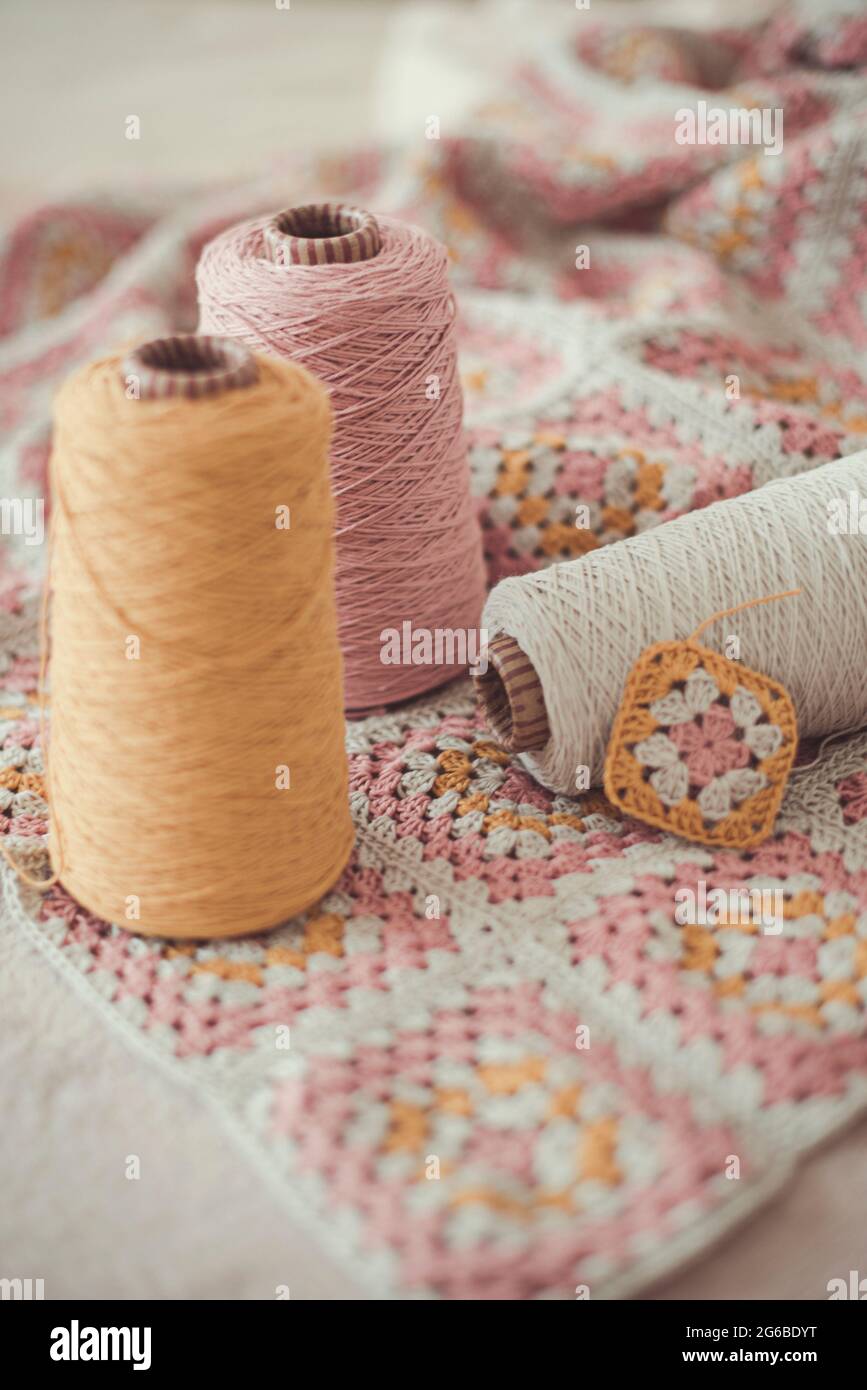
[196,205,486,711]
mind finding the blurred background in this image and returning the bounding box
[0,0,770,220]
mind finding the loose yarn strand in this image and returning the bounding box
[688,588,802,645]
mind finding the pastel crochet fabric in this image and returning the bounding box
[3,0,867,1298]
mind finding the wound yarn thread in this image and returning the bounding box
[47,336,354,938]
[196,204,487,711]
[481,454,867,796]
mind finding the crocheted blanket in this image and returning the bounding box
[2,0,867,1299]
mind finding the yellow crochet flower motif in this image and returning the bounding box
[604,594,800,849]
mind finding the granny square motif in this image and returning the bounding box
[604,641,798,849]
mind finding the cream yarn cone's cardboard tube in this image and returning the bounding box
[474,633,550,752]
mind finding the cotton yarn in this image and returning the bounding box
[196,204,487,710]
[47,336,353,938]
[480,454,867,796]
